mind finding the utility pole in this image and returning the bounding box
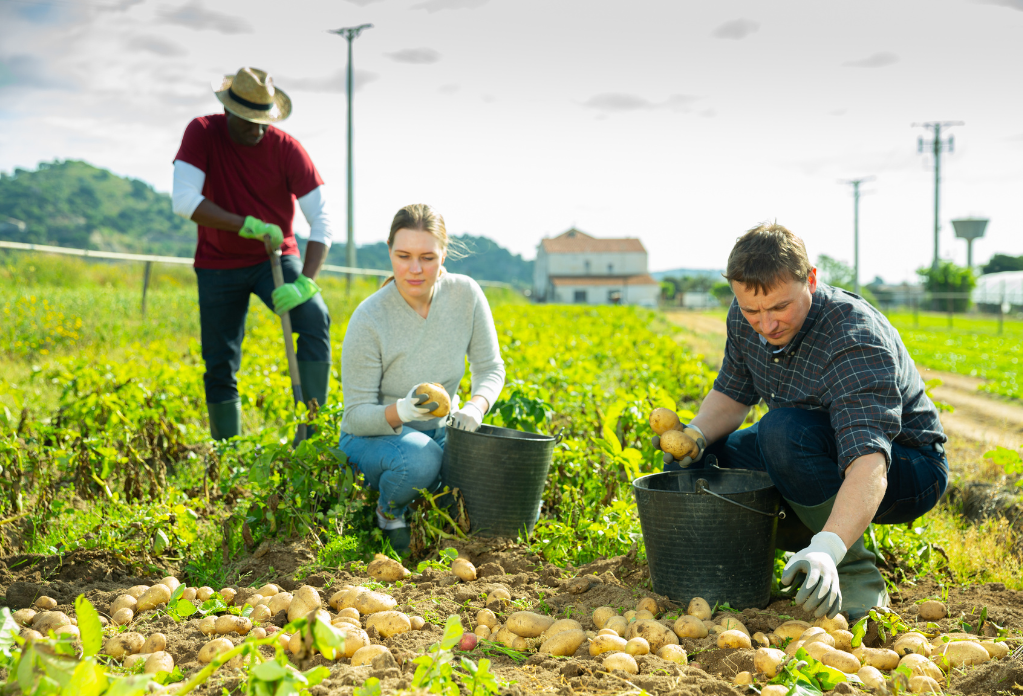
[839,177,874,295]
[913,121,963,270]
[330,23,373,293]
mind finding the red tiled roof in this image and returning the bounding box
[540,228,646,254]
[550,274,659,287]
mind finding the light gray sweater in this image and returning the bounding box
[340,273,506,436]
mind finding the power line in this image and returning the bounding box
[913,121,964,270]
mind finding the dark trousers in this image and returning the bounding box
[668,408,948,525]
[195,254,331,404]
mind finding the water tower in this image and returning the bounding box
[951,218,988,269]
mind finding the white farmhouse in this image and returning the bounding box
[533,228,660,306]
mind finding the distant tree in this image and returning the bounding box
[917,261,976,312]
[981,253,1023,275]
[711,282,734,306]
[815,254,878,306]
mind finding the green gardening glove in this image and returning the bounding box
[272,275,321,315]
[238,215,283,249]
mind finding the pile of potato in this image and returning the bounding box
[12,595,83,645]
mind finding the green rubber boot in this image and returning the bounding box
[297,361,331,411]
[208,399,241,441]
[785,496,889,621]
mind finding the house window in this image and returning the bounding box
[608,263,614,274]
[584,260,591,273]
[574,290,587,303]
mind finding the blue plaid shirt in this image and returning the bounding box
[713,283,946,470]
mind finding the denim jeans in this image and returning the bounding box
[668,408,948,525]
[195,255,331,404]
[338,427,447,518]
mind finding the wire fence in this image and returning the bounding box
[874,291,1023,335]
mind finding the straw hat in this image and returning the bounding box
[212,67,291,124]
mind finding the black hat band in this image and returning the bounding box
[228,88,273,111]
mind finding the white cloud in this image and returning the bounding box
[410,0,489,12]
[157,2,253,34]
[125,35,188,57]
[713,19,760,39]
[386,47,441,64]
[843,51,899,68]
[280,69,379,93]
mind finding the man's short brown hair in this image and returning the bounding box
[724,222,813,295]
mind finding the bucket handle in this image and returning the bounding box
[554,428,565,445]
[695,478,786,520]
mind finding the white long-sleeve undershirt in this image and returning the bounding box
[171,159,334,247]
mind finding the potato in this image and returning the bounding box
[485,588,511,610]
[110,608,133,627]
[605,616,628,636]
[785,639,806,657]
[105,632,145,659]
[686,597,712,621]
[768,632,784,647]
[900,653,944,681]
[250,627,267,639]
[452,558,477,582]
[56,624,80,640]
[197,616,217,635]
[830,629,853,652]
[761,687,790,696]
[674,615,708,639]
[752,632,770,648]
[12,609,35,627]
[718,617,750,636]
[21,629,43,643]
[137,584,172,613]
[804,641,836,662]
[123,653,151,670]
[589,634,628,656]
[276,632,291,650]
[219,588,237,606]
[507,611,555,638]
[814,614,849,632]
[854,646,901,671]
[822,649,860,674]
[332,616,360,629]
[494,627,529,651]
[711,625,726,635]
[329,587,354,611]
[929,632,980,647]
[141,633,167,654]
[288,586,322,622]
[288,632,304,656]
[634,610,655,621]
[110,595,137,616]
[857,665,887,692]
[931,640,989,669]
[754,648,787,678]
[181,587,197,603]
[352,645,392,667]
[980,640,1010,660]
[775,620,812,641]
[734,671,754,685]
[196,587,215,602]
[602,652,639,675]
[250,605,272,622]
[126,585,150,599]
[909,675,942,694]
[474,625,492,639]
[33,597,58,611]
[34,611,71,635]
[475,608,497,629]
[366,611,412,638]
[145,652,174,675]
[649,408,681,435]
[895,632,932,657]
[658,644,688,665]
[354,590,397,616]
[338,607,361,621]
[215,615,252,636]
[257,584,279,597]
[625,637,650,656]
[540,628,585,657]
[626,619,678,653]
[636,597,658,615]
[159,577,181,592]
[917,600,947,621]
[624,610,637,623]
[660,430,699,459]
[368,555,411,583]
[718,629,752,650]
[415,383,450,417]
[597,629,618,636]
[198,637,234,664]
[335,627,370,658]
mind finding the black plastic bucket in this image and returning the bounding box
[633,466,783,609]
[441,424,556,537]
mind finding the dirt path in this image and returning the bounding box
[665,310,1023,450]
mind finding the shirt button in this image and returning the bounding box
[773,358,779,363]
[771,393,776,398]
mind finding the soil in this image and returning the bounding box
[3,540,1022,695]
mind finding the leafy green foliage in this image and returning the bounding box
[74,596,103,658]
[410,616,505,696]
[917,260,977,312]
[984,447,1023,485]
[768,646,856,694]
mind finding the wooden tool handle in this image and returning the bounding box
[266,240,308,444]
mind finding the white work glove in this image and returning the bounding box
[449,397,484,432]
[395,385,440,423]
[781,531,846,619]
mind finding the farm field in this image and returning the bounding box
[2,256,1023,696]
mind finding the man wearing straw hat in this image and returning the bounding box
[653,222,947,621]
[172,67,334,440]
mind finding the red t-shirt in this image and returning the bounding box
[174,114,324,269]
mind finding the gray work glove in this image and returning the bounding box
[652,424,707,467]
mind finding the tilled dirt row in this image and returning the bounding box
[2,541,1022,695]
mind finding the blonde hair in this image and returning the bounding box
[724,222,813,296]
[382,204,465,286]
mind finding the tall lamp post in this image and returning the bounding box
[330,23,373,292]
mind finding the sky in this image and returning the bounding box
[1,0,1021,283]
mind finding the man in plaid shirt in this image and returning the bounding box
[654,223,947,620]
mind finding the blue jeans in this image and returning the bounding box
[338,428,447,518]
[195,255,331,404]
[668,408,948,525]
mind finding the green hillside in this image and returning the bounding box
[0,160,198,257]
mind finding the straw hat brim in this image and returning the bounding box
[212,75,291,124]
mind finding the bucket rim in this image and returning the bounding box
[632,468,776,495]
[451,423,555,443]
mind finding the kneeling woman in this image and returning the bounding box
[338,204,506,553]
